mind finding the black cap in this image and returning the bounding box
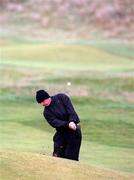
[36,90,50,103]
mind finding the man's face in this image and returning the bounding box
[41,97,52,107]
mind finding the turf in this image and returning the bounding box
[1,151,133,180]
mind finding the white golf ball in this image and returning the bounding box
[67,82,71,86]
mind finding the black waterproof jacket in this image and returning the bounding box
[44,93,80,132]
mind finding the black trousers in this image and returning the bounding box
[53,128,82,161]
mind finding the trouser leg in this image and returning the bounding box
[53,132,65,158]
[65,129,82,161]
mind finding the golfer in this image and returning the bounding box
[36,90,82,161]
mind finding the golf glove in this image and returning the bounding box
[68,122,77,130]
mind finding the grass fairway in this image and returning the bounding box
[0,42,134,179]
[1,44,133,71]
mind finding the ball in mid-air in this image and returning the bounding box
[67,82,71,86]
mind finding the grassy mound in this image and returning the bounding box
[0,151,133,180]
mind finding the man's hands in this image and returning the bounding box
[68,122,77,130]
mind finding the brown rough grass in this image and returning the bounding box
[0,151,133,180]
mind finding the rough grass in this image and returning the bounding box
[0,151,133,180]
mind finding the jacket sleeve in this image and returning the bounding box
[44,111,68,128]
[59,94,80,124]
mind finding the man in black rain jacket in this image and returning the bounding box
[36,89,82,161]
